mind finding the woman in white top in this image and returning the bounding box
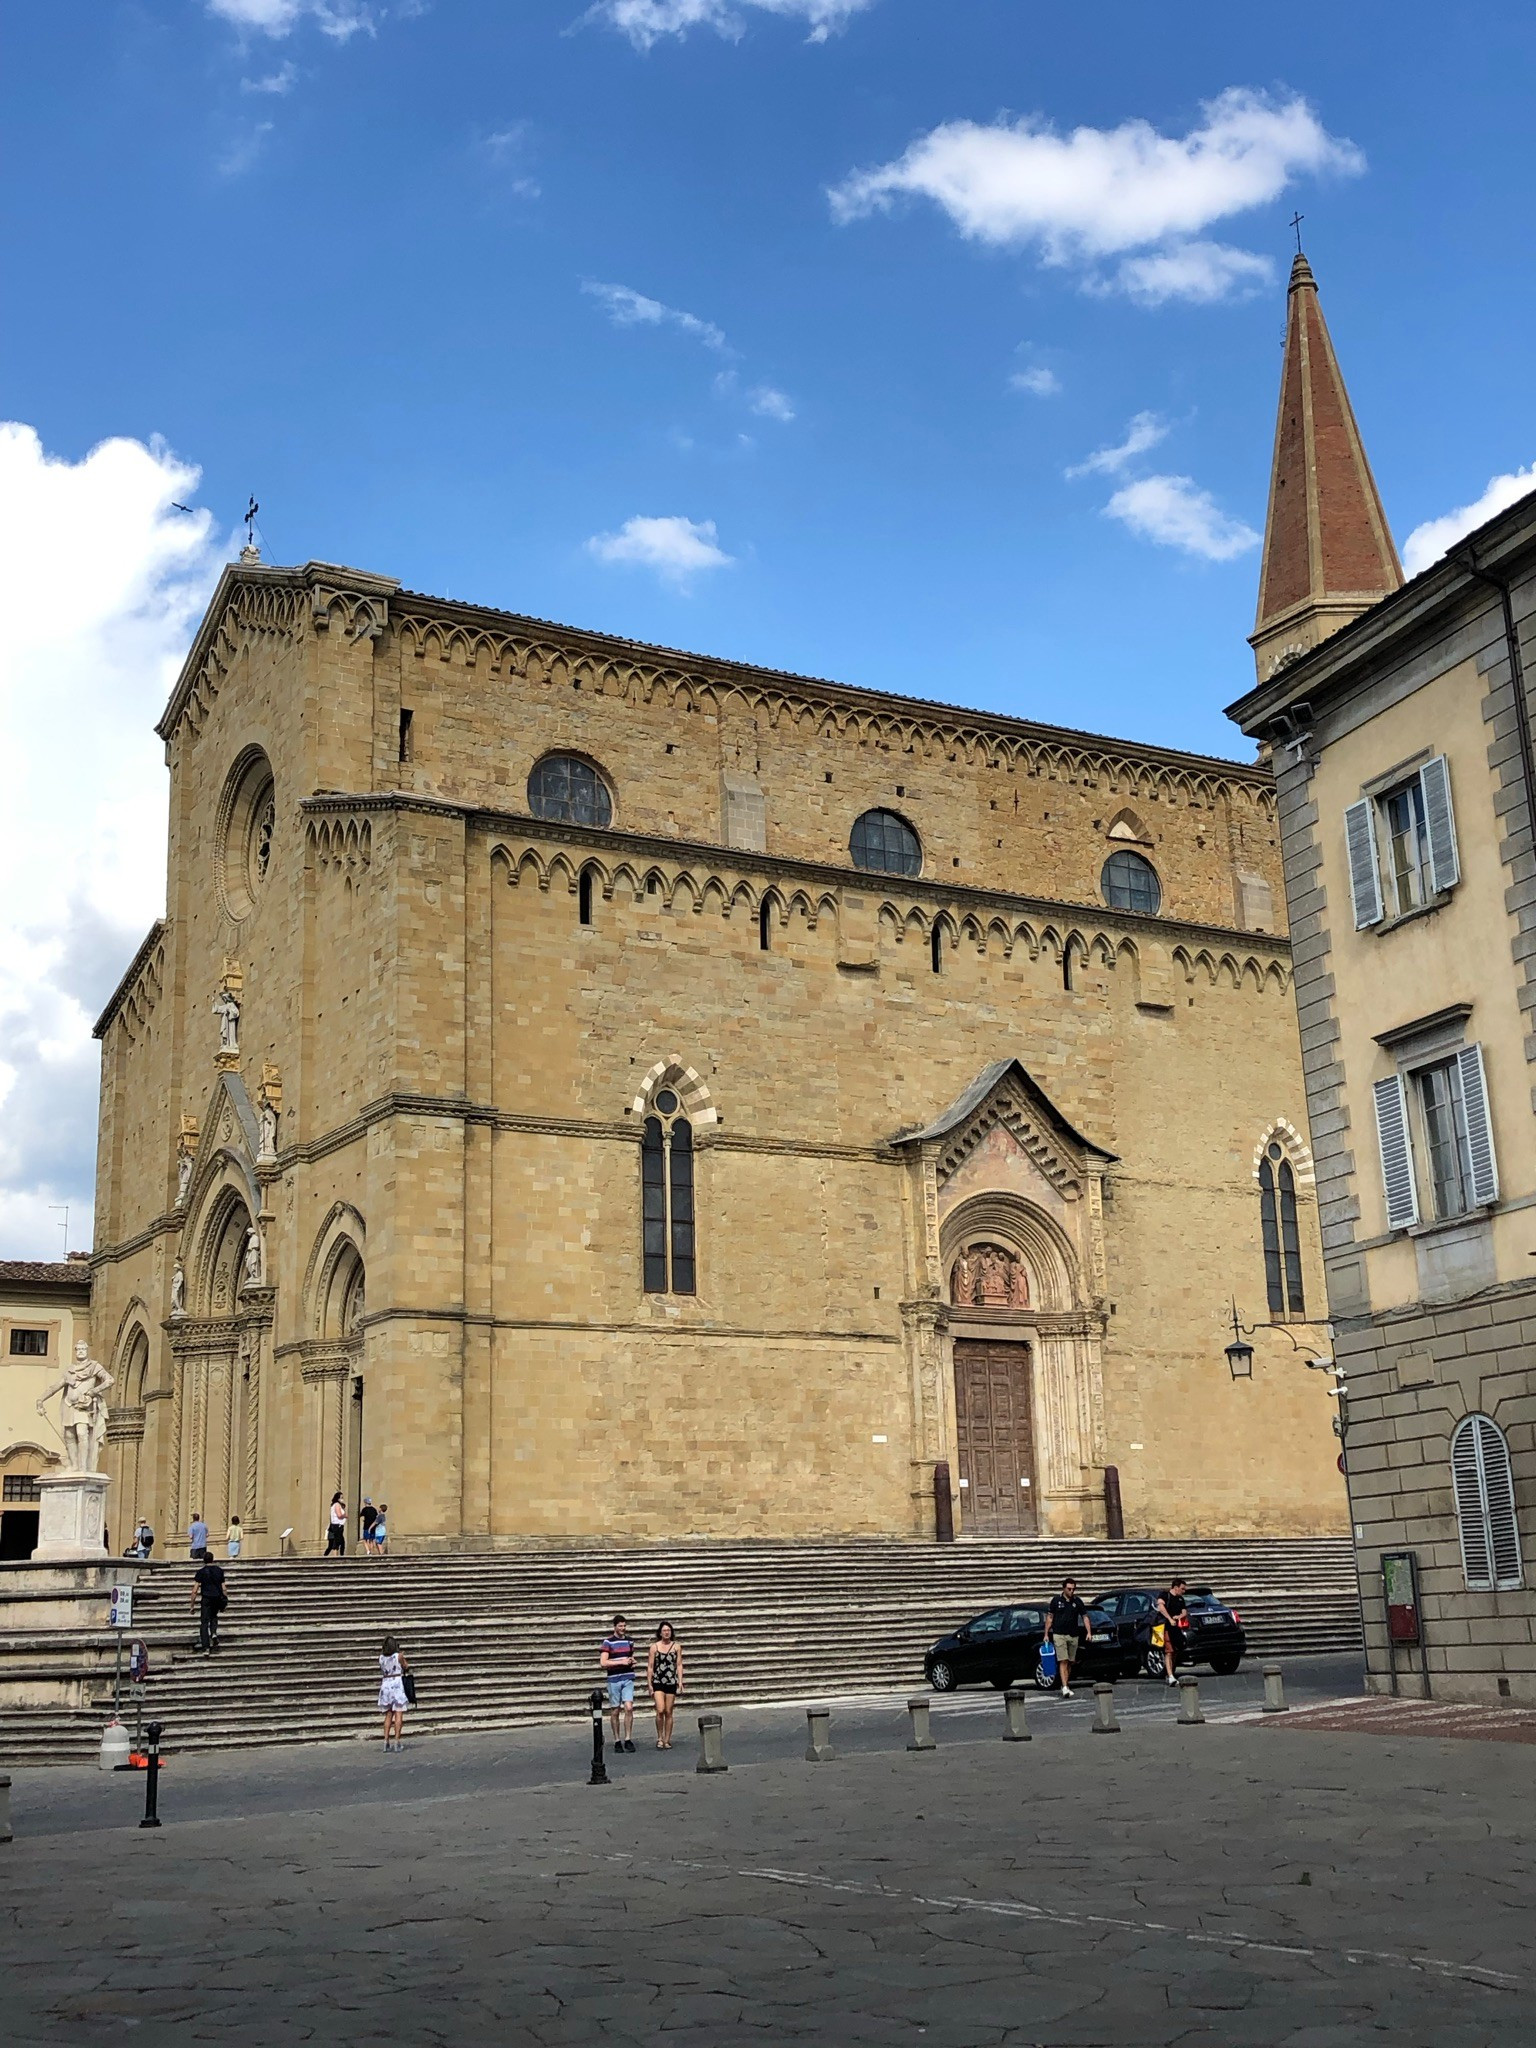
[378,1634,410,1751]
[325,1492,347,1558]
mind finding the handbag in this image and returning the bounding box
[402,1671,417,1705]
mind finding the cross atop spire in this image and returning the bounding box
[1250,249,1402,680]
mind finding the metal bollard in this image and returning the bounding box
[696,1713,728,1774]
[804,1704,835,1762]
[139,1721,164,1828]
[1177,1674,1205,1725]
[906,1695,937,1751]
[1262,1663,1287,1714]
[0,1772,11,1845]
[1091,1683,1120,1735]
[588,1687,610,1785]
[1003,1684,1032,1742]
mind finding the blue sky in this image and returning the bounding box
[2,0,1534,1250]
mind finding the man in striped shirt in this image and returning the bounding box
[601,1615,637,1752]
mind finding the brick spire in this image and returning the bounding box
[1250,251,1402,680]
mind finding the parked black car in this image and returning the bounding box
[1089,1586,1248,1677]
[924,1601,1140,1692]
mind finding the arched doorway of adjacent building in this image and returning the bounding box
[0,1443,56,1558]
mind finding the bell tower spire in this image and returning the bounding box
[1250,249,1402,680]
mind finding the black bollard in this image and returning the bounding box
[588,1687,609,1786]
[139,1721,164,1828]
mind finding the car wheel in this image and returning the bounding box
[1210,1655,1241,1676]
[929,1660,956,1692]
[1143,1645,1167,1681]
[1033,1658,1056,1692]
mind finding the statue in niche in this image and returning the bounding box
[213,982,241,1056]
[176,1150,194,1206]
[950,1242,1030,1310]
[242,1227,263,1290]
[258,1098,279,1160]
[170,1261,186,1318]
[35,1342,114,1472]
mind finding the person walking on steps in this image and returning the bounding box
[188,1512,209,1562]
[647,1621,684,1749]
[225,1514,243,1560]
[191,1556,227,1653]
[1047,1578,1091,1699]
[372,1504,389,1555]
[324,1492,347,1557]
[600,1615,637,1751]
[1156,1577,1189,1686]
[359,1498,379,1556]
[378,1634,411,1750]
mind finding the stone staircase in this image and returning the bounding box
[0,1537,1361,1766]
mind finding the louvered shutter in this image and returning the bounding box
[1479,1418,1524,1590]
[1456,1043,1499,1207]
[1419,755,1461,893]
[1373,1074,1419,1229]
[1344,800,1383,928]
[1453,1420,1493,1589]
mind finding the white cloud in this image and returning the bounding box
[217,121,275,176]
[583,281,729,354]
[1109,240,1272,307]
[478,125,541,198]
[586,514,734,585]
[748,385,795,422]
[208,0,376,37]
[591,0,876,51]
[241,61,299,92]
[1402,466,1536,577]
[1104,474,1260,561]
[1009,366,1060,398]
[830,88,1361,304]
[0,424,225,1256]
[1066,410,1168,478]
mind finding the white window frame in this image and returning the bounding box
[1373,1041,1498,1231]
[1345,754,1460,931]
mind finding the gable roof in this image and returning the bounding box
[889,1059,1117,1164]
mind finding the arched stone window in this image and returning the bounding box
[1101,850,1161,916]
[850,809,921,877]
[641,1087,695,1296]
[1452,1414,1523,1591]
[218,749,277,921]
[1258,1139,1305,1318]
[527,754,613,829]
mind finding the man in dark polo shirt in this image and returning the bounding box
[1156,1577,1189,1685]
[191,1558,227,1654]
[1046,1578,1091,1699]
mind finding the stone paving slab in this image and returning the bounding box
[2,1717,1531,2045]
[1254,1696,1536,1743]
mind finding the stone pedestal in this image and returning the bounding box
[33,1471,111,1563]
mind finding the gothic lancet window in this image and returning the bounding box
[1258,1141,1305,1317]
[642,1089,695,1295]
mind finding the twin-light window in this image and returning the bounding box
[1345,756,1459,929]
[1373,1045,1498,1231]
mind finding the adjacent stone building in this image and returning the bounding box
[0,1259,93,1559]
[1230,250,1536,1701]
[87,536,1345,1555]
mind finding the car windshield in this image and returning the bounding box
[967,1609,1008,1635]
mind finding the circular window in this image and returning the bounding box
[218,751,277,921]
[527,754,613,828]
[654,1088,679,1116]
[1101,850,1161,915]
[850,809,922,877]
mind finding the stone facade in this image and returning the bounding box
[1230,490,1536,1703]
[87,558,1345,1554]
[0,1260,92,1560]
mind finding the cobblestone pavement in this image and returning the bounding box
[1256,1695,1536,1743]
[3,1691,1532,2047]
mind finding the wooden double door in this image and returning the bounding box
[953,1339,1037,1535]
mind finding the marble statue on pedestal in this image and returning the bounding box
[36,1342,114,1473]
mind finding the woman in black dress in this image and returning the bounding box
[647,1621,683,1749]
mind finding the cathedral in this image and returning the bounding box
[85,261,1382,1556]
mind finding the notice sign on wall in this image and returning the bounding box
[108,1584,133,1630]
[1382,1550,1421,1645]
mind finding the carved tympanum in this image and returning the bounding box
[950,1242,1030,1310]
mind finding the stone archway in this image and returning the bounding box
[298,1212,368,1554]
[169,1171,272,1545]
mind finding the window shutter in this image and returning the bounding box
[1419,755,1461,893]
[1478,1417,1524,1590]
[1456,1042,1499,1207]
[1344,800,1383,928]
[1373,1074,1419,1229]
[1453,1420,1493,1590]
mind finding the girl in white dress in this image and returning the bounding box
[378,1634,410,1750]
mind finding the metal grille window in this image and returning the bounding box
[8,1328,48,1357]
[1258,1143,1305,1318]
[849,809,921,876]
[1100,850,1162,916]
[1451,1414,1523,1591]
[2,1475,42,1501]
[527,755,613,829]
[641,1090,695,1295]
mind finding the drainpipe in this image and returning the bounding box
[1460,547,1536,862]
